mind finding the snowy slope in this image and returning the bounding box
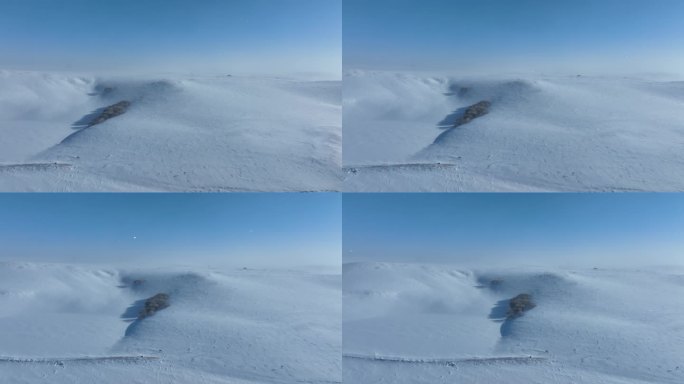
[343,71,684,192]
[343,262,684,384]
[0,262,341,384]
[0,70,341,191]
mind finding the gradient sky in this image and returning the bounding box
[344,194,684,266]
[344,0,684,75]
[0,0,341,76]
[0,193,340,267]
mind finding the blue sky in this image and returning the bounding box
[0,193,341,267]
[0,0,341,76]
[344,0,684,74]
[344,194,684,266]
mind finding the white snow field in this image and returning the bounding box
[343,70,684,192]
[0,70,341,191]
[0,262,341,384]
[343,262,684,384]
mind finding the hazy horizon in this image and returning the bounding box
[0,193,341,267]
[0,0,341,78]
[343,194,684,267]
[344,0,684,77]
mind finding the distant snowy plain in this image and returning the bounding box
[343,71,684,191]
[343,262,684,384]
[0,262,341,383]
[0,70,341,191]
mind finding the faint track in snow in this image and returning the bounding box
[343,353,547,366]
[0,355,159,365]
[0,162,72,172]
[344,163,456,174]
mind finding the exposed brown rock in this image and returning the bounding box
[89,100,131,127]
[455,100,491,127]
[138,293,170,319]
[508,293,536,317]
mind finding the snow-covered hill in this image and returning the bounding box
[0,70,341,191]
[343,262,684,384]
[0,262,341,383]
[343,71,684,191]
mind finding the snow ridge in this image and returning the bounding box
[343,71,684,192]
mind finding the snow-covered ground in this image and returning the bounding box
[0,262,341,383]
[0,70,341,191]
[343,70,684,191]
[343,262,684,384]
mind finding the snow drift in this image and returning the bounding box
[0,70,341,191]
[343,71,684,192]
[343,262,684,384]
[0,262,341,383]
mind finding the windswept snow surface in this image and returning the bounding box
[0,70,341,191]
[0,262,341,383]
[343,262,684,384]
[343,71,684,191]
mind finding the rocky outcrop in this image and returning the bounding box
[508,293,535,317]
[138,293,170,319]
[454,100,491,127]
[89,100,131,127]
